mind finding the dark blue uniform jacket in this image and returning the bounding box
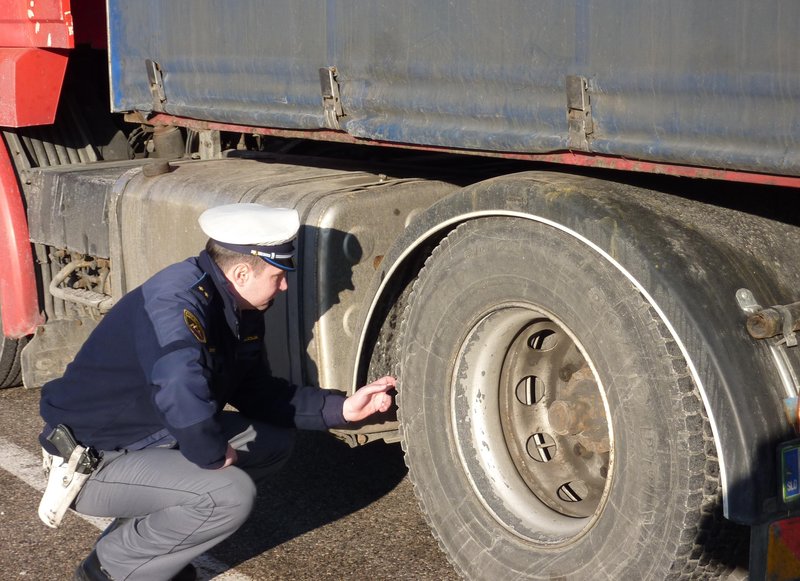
[39,251,347,469]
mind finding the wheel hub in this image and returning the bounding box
[452,305,613,542]
[499,320,610,518]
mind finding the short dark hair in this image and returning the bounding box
[205,239,266,273]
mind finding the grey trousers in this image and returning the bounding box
[73,412,295,580]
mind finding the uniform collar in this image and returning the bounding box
[197,250,242,339]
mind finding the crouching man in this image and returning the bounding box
[37,203,395,580]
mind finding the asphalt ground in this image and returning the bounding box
[0,385,458,581]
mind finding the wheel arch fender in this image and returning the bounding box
[0,134,43,338]
[355,170,799,524]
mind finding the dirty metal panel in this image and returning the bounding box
[300,178,458,390]
[115,155,445,388]
[25,159,149,257]
[107,0,800,177]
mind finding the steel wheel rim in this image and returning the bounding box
[450,304,613,544]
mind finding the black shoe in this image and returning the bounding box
[73,550,114,581]
[74,549,195,581]
[171,564,197,581]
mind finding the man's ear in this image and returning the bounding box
[228,262,252,288]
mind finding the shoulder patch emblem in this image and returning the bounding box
[183,309,206,343]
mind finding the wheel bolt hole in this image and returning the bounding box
[557,480,589,502]
[515,376,544,406]
[526,433,557,462]
[528,329,558,351]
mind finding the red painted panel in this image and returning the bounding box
[0,137,43,338]
[0,0,74,49]
[0,47,68,126]
[767,517,800,580]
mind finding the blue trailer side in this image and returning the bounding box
[108,0,800,177]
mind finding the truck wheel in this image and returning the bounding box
[398,217,734,579]
[0,310,26,388]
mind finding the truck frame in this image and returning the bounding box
[2,1,799,578]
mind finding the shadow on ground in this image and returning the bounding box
[210,430,410,567]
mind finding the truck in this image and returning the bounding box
[2,1,799,579]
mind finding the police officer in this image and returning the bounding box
[38,203,396,581]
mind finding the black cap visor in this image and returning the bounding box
[260,254,296,271]
[215,240,297,272]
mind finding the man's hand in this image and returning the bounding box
[342,376,396,423]
[218,444,238,469]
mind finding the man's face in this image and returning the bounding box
[229,261,288,311]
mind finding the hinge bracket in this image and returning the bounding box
[319,66,344,130]
[145,59,167,112]
[737,288,800,402]
[198,130,222,160]
[566,75,594,151]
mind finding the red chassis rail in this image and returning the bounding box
[148,113,800,191]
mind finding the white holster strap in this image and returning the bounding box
[38,447,91,528]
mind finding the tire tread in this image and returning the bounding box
[397,221,748,580]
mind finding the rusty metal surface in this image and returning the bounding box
[149,113,800,189]
[497,316,610,520]
[747,301,800,340]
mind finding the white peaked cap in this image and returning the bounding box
[198,203,300,245]
[199,204,300,271]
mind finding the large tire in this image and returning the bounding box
[398,217,740,580]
